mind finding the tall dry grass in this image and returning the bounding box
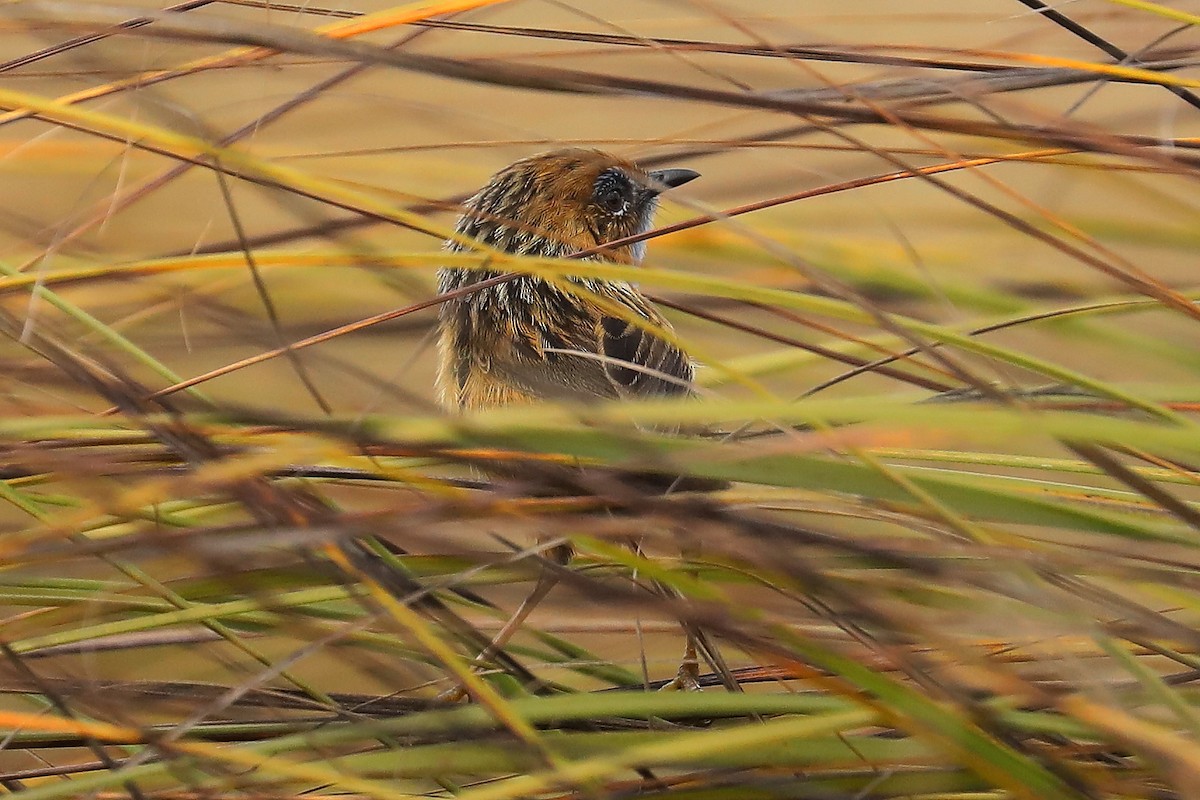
[0,1,1198,797]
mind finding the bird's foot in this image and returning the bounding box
[436,684,470,703]
[658,653,702,692]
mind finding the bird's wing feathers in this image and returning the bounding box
[599,313,693,398]
[484,284,693,403]
[482,296,620,403]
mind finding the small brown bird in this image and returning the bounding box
[434,149,721,696]
[436,148,700,412]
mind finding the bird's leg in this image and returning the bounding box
[655,537,739,693]
[651,524,705,693]
[659,623,702,692]
[646,567,704,693]
[437,542,570,703]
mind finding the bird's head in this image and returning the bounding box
[451,148,699,265]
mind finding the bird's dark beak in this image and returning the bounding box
[645,168,700,194]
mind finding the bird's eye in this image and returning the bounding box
[599,188,625,213]
[593,169,630,215]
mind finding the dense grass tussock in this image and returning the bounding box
[0,1,1199,798]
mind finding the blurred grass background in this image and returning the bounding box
[0,1,1199,798]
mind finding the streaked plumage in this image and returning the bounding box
[436,149,699,411]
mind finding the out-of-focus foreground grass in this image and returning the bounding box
[0,1,1199,798]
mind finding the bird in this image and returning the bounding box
[434,148,723,696]
[436,148,699,412]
